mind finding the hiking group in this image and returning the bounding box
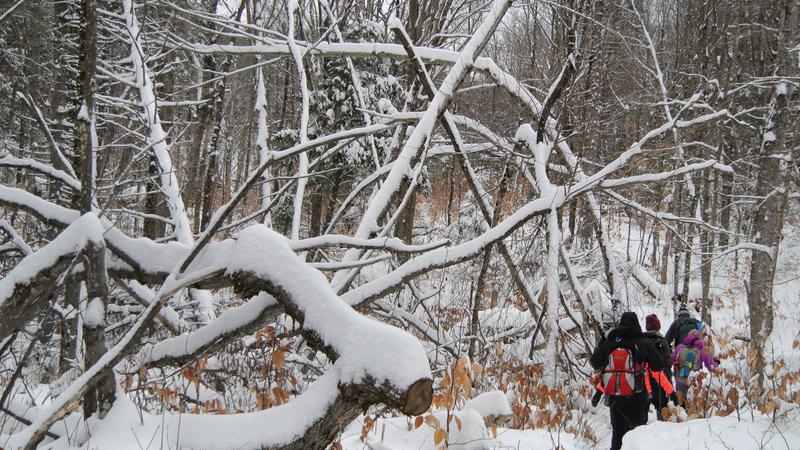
[590,303,719,450]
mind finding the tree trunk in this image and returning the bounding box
[49,0,77,169]
[199,57,229,231]
[74,0,115,420]
[468,160,512,360]
[393,0,430,265]
[468,248,492,360]
[718,138,737,249]
[82,243,115,419]
[143,160,166,239]
[57,276,80,374]
[321,169,343,233]
[747,83,792,390]
[700,168,713,325]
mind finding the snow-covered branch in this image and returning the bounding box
[134,292,279,369]
[0,155,81,191]
[10,224,433,449]
[289,234,449,253]
[599,160,732,189]
[0,219,32,256]
[0,214,105,340]
[286,0,310,241]
[342,192,563,308]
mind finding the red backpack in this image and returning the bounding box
[601,347,644,396]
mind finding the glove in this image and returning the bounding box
[670,392,680,406]
[591,390,603,407]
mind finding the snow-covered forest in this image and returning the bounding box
[0,0,798,448]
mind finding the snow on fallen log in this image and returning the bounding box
[134,292,279,369]
[186,225,431,390]
[0,213,104,340]
[630,263,671,302]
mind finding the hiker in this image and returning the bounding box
[642,314,679,420]
[671,329,719,407]
[591,312,665,450]
[664,304,703,350]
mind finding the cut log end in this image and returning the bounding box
[402,378,433,416]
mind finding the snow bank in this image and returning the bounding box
[493,427,583,449]
[342,408,492,450]
[463,391,513,419]
[623,412,800,450]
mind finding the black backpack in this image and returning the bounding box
[676,318,700,346]
[643,333,671,375]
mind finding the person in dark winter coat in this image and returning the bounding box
[642,314,679,420]
[591,312,665,450]
[664,305,702,349]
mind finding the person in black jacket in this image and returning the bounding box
[591,312,665,450]
[642,314,680,420]
[664,305,702,350]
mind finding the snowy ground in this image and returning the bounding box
[624,410,800,450]
[340,413,588,450]
[341,410,800,450]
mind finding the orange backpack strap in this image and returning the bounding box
[596,381,606,394]
[592,373,606,394]
[647,368,676,395]
[655,370,675,394]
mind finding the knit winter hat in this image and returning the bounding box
[645,314,661,331]
[677,306,691,318]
